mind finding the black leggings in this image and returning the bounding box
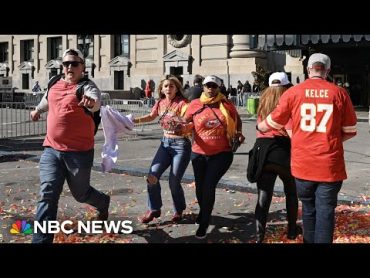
[191,151,233,228]
[255,163,298,236]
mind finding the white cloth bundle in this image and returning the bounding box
[100,105,135,172]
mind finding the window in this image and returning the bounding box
[114,35,129,57]
[21,40,34,62]
[77,35,94,59]
[0,42,8,63]
[48,37,63,60]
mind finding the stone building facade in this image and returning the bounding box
[0,34,369,106]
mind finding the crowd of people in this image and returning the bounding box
[30,50,357,243]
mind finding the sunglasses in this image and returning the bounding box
[205,83,218,89]
[62,61,83,67]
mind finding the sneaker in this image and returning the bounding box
[287,225,303,240]
[255,233,264,243]
[195,225,207,239]
[195,213,202,225]
[97,195,110,220]
[171,212,183,223]
[140,210,161,224]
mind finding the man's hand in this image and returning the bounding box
[78,95,96,109]
[30,110,40,121]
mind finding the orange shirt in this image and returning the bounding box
[43,80,95,151]
[266,78,357,182]
[185,99,235,155]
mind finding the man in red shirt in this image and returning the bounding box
[257,53,357,243]
[30,49,110,243]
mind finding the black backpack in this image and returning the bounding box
[46,74,101,135]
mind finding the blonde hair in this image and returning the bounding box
[257,86,289,120]
[157,75,185,99]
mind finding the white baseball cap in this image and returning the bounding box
[307,53,331,70]
[203,75,221,87]
[268,72,290,86]
[62,48,85,63]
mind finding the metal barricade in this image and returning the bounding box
[0,101,47,138]
[0,98,155,139]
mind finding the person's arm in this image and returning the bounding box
[133,114,157,124]
[256,118,271,133]
[30,93,49,121]
[342,133,355,142]
[235,113,245,143]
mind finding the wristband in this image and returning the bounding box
[256,124,264,133]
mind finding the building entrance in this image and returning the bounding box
[312,46,370,107]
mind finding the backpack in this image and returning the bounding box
[46,74,101,135]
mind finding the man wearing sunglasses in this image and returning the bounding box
[30,48,110,243]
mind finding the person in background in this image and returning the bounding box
[251,72,301,243]
[144,79,154,107]
[181,75,245,239]
[257,53,357,243]
[183,81,190,91]
[30,48,110,243]
[185,74,204,101]
[243,80,251,93]
[219,79,227,97]
[32,81,42,96]
[236,80,244,106]
[228,85,237,105]
[133,75,191,224]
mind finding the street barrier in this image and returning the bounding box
[1,99,155,139]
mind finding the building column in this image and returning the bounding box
[229,35,264,58]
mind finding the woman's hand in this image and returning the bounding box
[237,131,245,144]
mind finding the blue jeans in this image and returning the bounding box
[147,137,191,213]
[32,147,109,243]
[191,151,233,228]
[295,178,342,243]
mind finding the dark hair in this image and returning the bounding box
[193,74,203,84]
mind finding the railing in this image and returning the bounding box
[0,102,47,138]
[0,99,155,139]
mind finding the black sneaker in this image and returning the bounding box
[195,212,202,225]
[97,195,110,221]
[287,225,303,240]
[195,215,201,225]
[195,225,207,239]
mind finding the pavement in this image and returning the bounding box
[0,108,369,243]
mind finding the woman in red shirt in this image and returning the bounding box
[134,75,191,224]
[252,72,301,243]
[182,75,245,239]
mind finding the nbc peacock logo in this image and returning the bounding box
[10,220,33,235]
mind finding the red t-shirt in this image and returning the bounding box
[44,80,95,151]
[184,99,237,155]
[266,78,357,182]
[145,83,152,98]
[150,96,188,134]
